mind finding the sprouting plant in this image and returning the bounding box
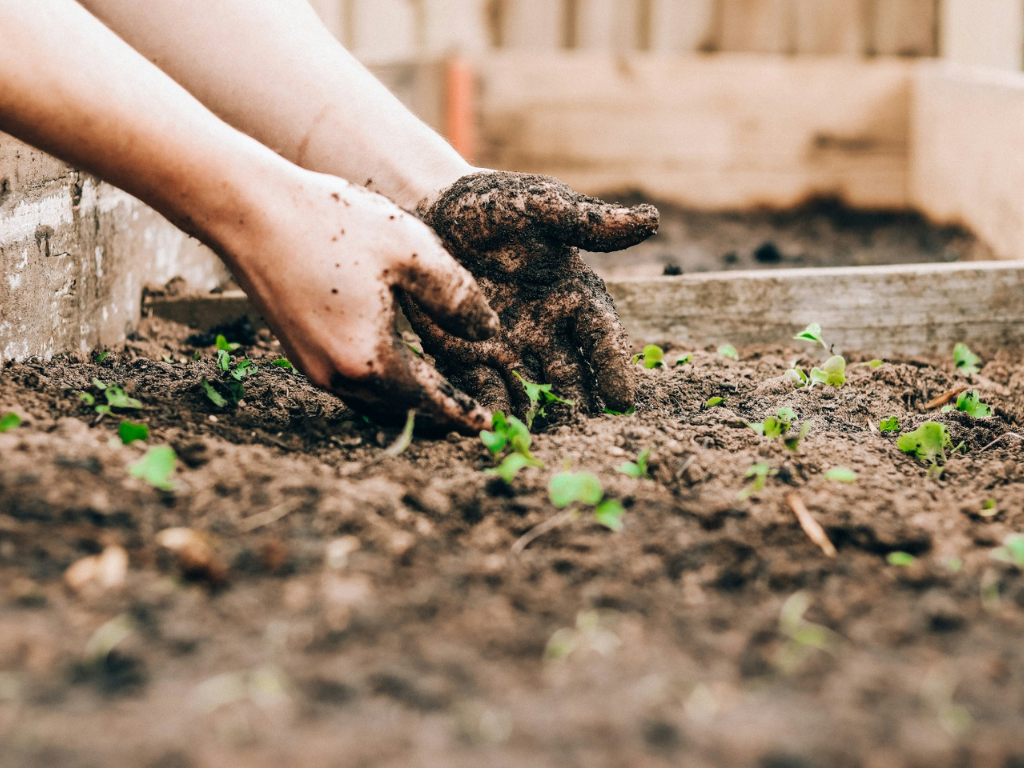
[481,412,543,484]
[717,345,739,361]
[604,406,636,416]
[676,353,693,367]
[0,413,20,433]
[879,417,900,433]
[953,343,981,376]
[991,534,1024,569]
[404,342,424,358]
[824,467,857,483]
[887,551,916,567]
[384,409,416,457]
[898,421,963,477]
[486,453,536,484]
[271,359,293,370]
[783,423,812,452]
[513,372,575,429]
[616,448,651,479]
[704,396,725,409]
[549,471,624,531]
[748,408,811,452]
[867,360,885,368]
[809,356,846,387]
[777,591,843,672]
[81,379,143,418]
[794,323,828,351]
[205,351,258,407]
[941,390,992,418]
[200,379,227,408]
[215,334,240,353]
[777,407,797,422]
[785,367,809,388]
[632,345,665,369]
[118,421,149,445]
[738,462,776,500]
[981,498,998,517]
[128,446,177,491]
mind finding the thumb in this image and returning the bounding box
[557,195,660,253]
[395,242,499,342]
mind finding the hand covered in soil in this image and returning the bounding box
[404,171,659,416]
[224,172,498,433]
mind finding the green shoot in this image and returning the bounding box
[485,453,534,484]
[981,498,998,517]
[777,407,797,422]
[704,396,725,409]
[879,417,900,433]
[953,343,981,376]
[404,342,424,358]
[217,349,231,371]
[192,350,202,362]
[898,422,963,477]
[513,372,575,429]
[230,359,258,382]
[991,534,1024,569]
[738,462,776,500]
[200,379,228,408]
[717,345,739,361]
[548,472,624,531]
[632,345,665,369]
[215,334,240,352]
[118,421,149,445]
[675,353,693,367]
[593,500,625,532]
[809,356,846,387]
[271,359,293,370]
[783,423,812,453]
[887,552,916,567]
[103,386,142,410]
[604,406,636,416]
[785,367,809,388]
[79,392,95,406]
[384,409,416,457]
[794,323,828,350]
[616,448,651,479]
[480,412,542,483]
[96,351,110,363]
[824,467,857,483]
[0,413,21,433]
[941,390,992,418]
[748,408,810,452]
[128,446,177,491]
[92,378,107,390]
[867,360,885,368]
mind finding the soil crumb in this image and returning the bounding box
[1,317,1024,767]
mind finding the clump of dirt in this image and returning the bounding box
[2,317,1024,768]
[585,196,997,280]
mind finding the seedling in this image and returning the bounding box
[632,345,665,369]
[200,379,227,408]
[118,421,149,445]
[616,448,651,479]
[128,446,177,491]
[383,409,416,457]
[941,390,992,418]
[205,352,258,407]
[486,453,535,484]
[215,334,240,352]
[96,351,110,363]
[717,345,739,361]
[777,407,797,422]
[887,552,916,567]
[867,360,885,368]
[704,396,725,409]
[738,462,776,500]
[898,421,963,477]
[0,413,20,433]
[513,372,574,429]
[809,356,846,387]
[748,408,811,452]
[991,534,1024,569]
[676,353,693,367]
[548,471,624,531]
[81,380,143,419]
[824,467,857,483]
[480,412,542,483]
[604,406,636,416]
[404,342,424,358]
[794,323,828,351]
[782,423,812,453]
[785,367,809,388]
[271,359,293,370]
[953,343,981,376]
[879,417,900,433]
[981,498,998,517]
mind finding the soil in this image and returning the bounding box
[3,317,1024,768]
[584,196,997,280]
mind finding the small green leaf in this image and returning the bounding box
[794,323,828,349]
[594,499,625,531]
[215,334,241,352]
[103,386,143,410]
[824,467,857,483]
[991,534,1024,569]
[887,552,916,567]
[200,379,227,408]
[867,360,885,368]
[675,354,693,367]
[777,407,797,423]
[616,449,651,480]
[118,421,149,445]
[271,359,293,370]
[640,345,665,369]
[230,359,258,381]
[92,378,108,391]
[95,405,113,417]
[0,412,21,433]
[879,417,900,434]
[480,430,508,455]
[897,422,952,464]
[704,396,725,409]
[604,407,636,416]
[953,342,981,376]
[96,351,110,363]
[549,472,604,508]
[404,342,424,358]
[785,368,808,388]
[79,392,96,406]
[485,453,533,484]
[809,356,846,387]
[981,498,998,517]
[717,345,739,361]
[783,422,812,453]
[192,351,202,362]
[952,390,992,419]
[128,446,177,491]
[217,349,231,372]
[513,372,574,429]
[738,462,774,500]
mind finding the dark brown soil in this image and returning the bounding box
[3,317,1024,768]
[584,197,997,280]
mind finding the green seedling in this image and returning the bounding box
[200,379,228,408]
[632,344,665,369]
[809,355,846,387]
[953,343,981,376]
[777,591,843,672]
[738,462,776,500]
[941,390,992,418]
[717,345,739,361]
[783,422,812,453]
[128,446,177,491]
[384,410,416,457]
[271,359,293,370]
[777,407,797,422]
[991,534,1024,569]
[217,349,231,371]
[616,448,651,479]
[604,406,636,416]
[82,380,142,418]
[879,417,901,433]
[513,372,575,429]
[981,498,998,518]
[192,350,202,362]
[898,421,963,477]
[887,551,916,567]
[0,413,20,433]
[824,467,857,483]
[548,471,624,531]
[676,353,693,367]
[748,408,810,452]
[486,453,535,484]
[404,342,424,358]
[96,351,110,363]
[867,360,885,368]
[215,334,240,352]
[785,367,809,388]
[480,412,542,483]
[704,396,725,409]
[79,392,95,406]
[118,421,149,445]
[794,323,828,350]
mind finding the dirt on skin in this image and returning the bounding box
[3,317,1024,768]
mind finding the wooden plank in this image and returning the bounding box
[940,0,1024,71]
[607,262,1024,356]
[574,0,644,51]
[148,262,1024,357]
[348,0,418,63]
[420,0,491,55]
[648,0,718,53]
[719,0,795,54]
[794,0,866,55]
[476,53,913,210]
[911,63,1024,263]
[501,0,565,50]
[870,0,936,57]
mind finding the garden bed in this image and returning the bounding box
[2,317,1024,767]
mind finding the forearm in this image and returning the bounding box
[77,0,473,209]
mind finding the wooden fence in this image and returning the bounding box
[309,0,944,63]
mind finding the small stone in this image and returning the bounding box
[156,528,227,585]
[63,546,128,596]
[325,536,361,570]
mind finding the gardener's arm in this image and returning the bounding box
[0,0,497,433]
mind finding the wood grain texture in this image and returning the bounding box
[940,0,1024,71]
[870,0,936,57]
[648,0,718,52]
[719,0,795,53]
[501,0,565,50]
[794,0,866,55]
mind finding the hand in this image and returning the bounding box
[223,170,498,434]
[403,171,659,417]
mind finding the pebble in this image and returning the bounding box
[325,536,361,570]
[63,545,129,596]
[156,528,227,585]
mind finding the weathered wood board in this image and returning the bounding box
[940,0,1024,71]
[147,262,1024,357]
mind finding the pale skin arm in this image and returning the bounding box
[76,0,474,210]
[0,0,498,433]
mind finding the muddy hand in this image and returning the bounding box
[403,171,659,417]
[225,174,498,434]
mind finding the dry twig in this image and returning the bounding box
[925,387,968,411]
[787,494,837,558]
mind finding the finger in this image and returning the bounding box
[394,241,499,342]
[455,364,512,414]
[555,194,660,253]
[539,347,591,413]
[570,278,636,413]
